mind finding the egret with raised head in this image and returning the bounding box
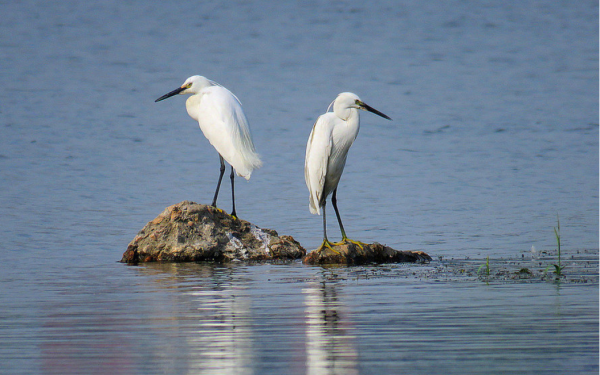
[155,75,261,217]
[305,92,391,252]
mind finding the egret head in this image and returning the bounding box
[333,92,391,121]
[155,75,211,102]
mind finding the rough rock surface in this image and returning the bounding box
[121,201,305,263]
[302,240,432,265]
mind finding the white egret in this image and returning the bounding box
[155,75,262,217]
[305,92,391,252]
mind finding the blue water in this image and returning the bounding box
[0,0,598,374]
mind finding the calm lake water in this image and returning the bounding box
[0,0,598,374]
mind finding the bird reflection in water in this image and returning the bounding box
[139,263,257,375]
[304,277,359,375]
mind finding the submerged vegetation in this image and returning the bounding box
[545,215,565,280]
[477,256,490,278]
[469,216,592,283]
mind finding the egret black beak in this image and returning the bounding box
[155,86,186,102]
[359,101,392,120]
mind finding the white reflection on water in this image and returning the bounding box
[187,286,255,375]
[304,281,358,375]
[142,263,257,375]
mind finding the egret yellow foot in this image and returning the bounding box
[211,206,226,214]
[210,206,239,222]
[335,237,365,250]
[211,206,238,219]
[316,239,340,255]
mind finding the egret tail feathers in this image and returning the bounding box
[308,195,321,215]
[232,150,262,180]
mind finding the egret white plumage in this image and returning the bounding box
[305,92,391,252]
[155,75,261,217]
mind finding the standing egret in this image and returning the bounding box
[155,75,262,217]
[305,92,391,252]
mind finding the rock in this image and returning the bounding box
[302,240,432,265]
[121,201,306,263]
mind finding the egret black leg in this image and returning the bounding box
[211,156,226,207]
[230,166,237,217]
[322,204,328,242]
[332,188,348,240]
[316,204,339,254]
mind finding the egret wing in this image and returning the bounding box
[305,113,335,215]
[196,87,261,179]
